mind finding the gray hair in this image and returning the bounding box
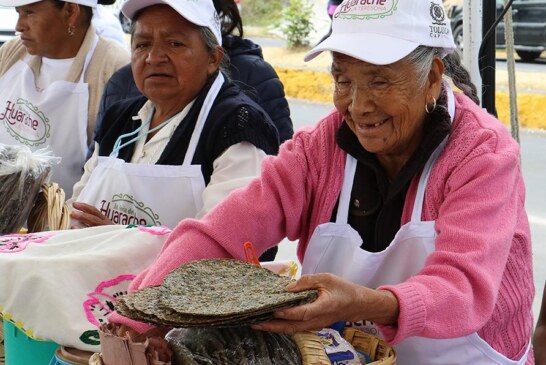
[199,27,229,75]
[404,46,480,105]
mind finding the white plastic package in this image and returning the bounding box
[317,328,363,365]
[0,143,60,234]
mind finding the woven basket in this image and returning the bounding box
[27,183,70,232]
[293,327,396,365]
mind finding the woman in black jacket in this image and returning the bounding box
[84,0,287,261]
[91,0,293,147]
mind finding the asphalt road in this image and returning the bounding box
[277,98,546,325]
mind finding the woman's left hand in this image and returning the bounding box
[70,202,113,228]
[251,273,399,335]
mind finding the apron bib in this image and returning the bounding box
[76,74,225,228]
[0,36,98,197]
[301,87,530,364]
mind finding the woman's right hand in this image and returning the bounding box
[251,273,400,335]
[70,202,113,228]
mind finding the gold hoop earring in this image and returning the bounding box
[68,25,76,36]
[425,96,437,114]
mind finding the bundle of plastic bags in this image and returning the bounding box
[0,143,60,234]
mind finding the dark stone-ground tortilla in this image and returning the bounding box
[115,259,318,328]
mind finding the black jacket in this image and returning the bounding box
[222,35,293,143]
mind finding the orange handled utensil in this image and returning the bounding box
[243,241,260,266]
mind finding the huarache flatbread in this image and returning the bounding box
[116,259,318,327]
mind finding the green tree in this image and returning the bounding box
[282,0,314,48]
[241,0,284,27]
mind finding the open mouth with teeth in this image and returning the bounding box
[360,118,388,129]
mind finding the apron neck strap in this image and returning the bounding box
[78,33,99,83]
[335,154,357,223]
[182,72,224,165]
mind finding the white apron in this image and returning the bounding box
[301,87,530,364]
[0,36,98,197]
[76,74,225,228]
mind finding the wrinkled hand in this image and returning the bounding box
[251,273,399,335]
[71,202,113,228]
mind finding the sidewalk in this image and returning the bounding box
[256,36,546,130]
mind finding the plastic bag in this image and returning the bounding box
[165,327,302,365]
[317,328,363,364]
[0,143,60,234]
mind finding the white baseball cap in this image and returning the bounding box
[122,0,222,46]
[0,0,97,7]
[305,0,456,65]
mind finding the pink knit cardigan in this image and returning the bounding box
[111,93,534,362]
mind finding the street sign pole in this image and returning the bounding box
[463,0,483,105]
[481,0,498,116]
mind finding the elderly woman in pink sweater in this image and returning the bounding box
[110,1,534,363]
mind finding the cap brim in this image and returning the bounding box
[0,0,40,6]
[122,0,166,19]
[122,0,207,27]
[0,0,97,6]
[304,33,420,65]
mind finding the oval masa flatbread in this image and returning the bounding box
[115,258,318,327]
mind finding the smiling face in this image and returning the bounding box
[332,52,443,175]
[130,5,223,110]
[15,0,70,58]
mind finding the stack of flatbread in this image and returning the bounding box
[116,259,318,328]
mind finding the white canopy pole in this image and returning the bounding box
[462,0,483,105]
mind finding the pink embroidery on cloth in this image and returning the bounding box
[0,233,53,253]
[137,225,172,236]
[83,274,136,327]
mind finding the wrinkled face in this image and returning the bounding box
[332,53,429,161]
[15,0,68,58]
[131,5,220,107]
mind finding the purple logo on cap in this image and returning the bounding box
[335,0,398,20]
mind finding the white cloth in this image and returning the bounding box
[0,224,171,352]
[0,35,99,197]
[301,87,530,364]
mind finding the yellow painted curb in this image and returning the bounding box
[275,67,546,130]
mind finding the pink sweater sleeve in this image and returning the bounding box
[378,127,526,344]
[109,129,322,331]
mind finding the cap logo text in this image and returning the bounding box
[429,2,450,39]
[335,0,397,20]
